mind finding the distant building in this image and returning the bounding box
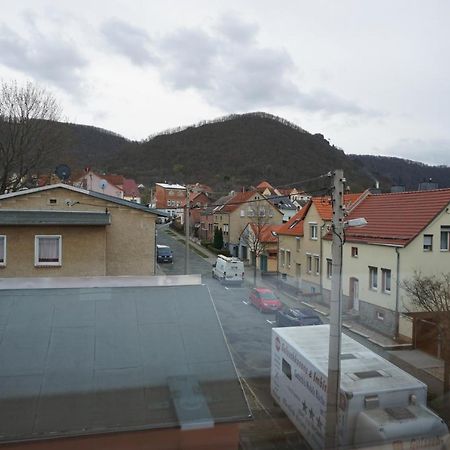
[154,183,186,218]
[418,179,439,191]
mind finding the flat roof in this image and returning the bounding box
[0,210,111,226]
[274,325,425,394]
[0,279,250,443]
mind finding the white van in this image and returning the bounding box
[212,255,244,285]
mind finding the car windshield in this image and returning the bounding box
[259,291,277,300]
[158,248,171,255]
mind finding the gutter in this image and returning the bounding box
[394,247,401,340]
[319,221,328,298]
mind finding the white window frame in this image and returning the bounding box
[0,235,6,266]
[382,268,391,293]
[35,235,62,267]
[369,266,378,290]
[440,226,450,251]
[296,236,301,252]
[326,258,332,279]
[314,256,320,275]
[306,254,312,273]
[423,234,433,252]
[351,246,359,258]
[309,222,318,240]
[240,209,245,217]
[280,249,286,267]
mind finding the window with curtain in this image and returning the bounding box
[35,236,61,266]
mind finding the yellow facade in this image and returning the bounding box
[0,186,156,277]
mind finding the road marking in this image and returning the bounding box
[224,286,229,290]
[266,320,276,325]
[242,300,250,305]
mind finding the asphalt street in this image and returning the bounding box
[156,226,308,449]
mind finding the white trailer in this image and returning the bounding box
[271,325,448,449]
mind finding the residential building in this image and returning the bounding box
[0,184,162,277]
[153,183,186,218]
[213,191,283,257]
[0,276,250,450]
[239,223,283,272]
[266,195,298,222]
[321,188,450,351]
[276,192,367,295]
[181,191,212,235]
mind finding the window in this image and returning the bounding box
[440,226,450,251]
[0,236,6,266]
[35,236,62,266]
[240,209,245,217]
[369,266,378,290]
[309,223,318,240]
[48,198,57,205]
[314,256,320,275]
[286,250,291,267]
[296,237,300,252]
[280,249,285,267]
[423,234,433,252]
[307,254,312,273]
[258,209,265,217]
[247,208,254,217]
[351,246,358,257]
[382,268,391,293]
[326,258,332,278]
[223,224,229,235]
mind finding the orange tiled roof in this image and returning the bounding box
[277,202,311,236]
[313,193,364,221]
[256,181,274,190]
[249,223,284,243]
[341,189,450,247]
[219,191,259,213]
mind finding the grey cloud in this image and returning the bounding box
[387,138,450,166]
[0,22,87,94]
[147,15,374,116]
[215,13,259,44]
[101,18,157,66]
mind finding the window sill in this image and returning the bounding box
[35,263,62,267]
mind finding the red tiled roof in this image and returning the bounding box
[249,224,284,243]
[103,174,124,188]
[341,189,450,247]
[257,181,274,190]
[313,193,364,221]
[219,191,258,213]
[123,178,140,197]
[277,202,311,236]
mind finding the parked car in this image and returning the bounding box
[275,307,322,327]
[249,288,282,313]
[156,244,173,263]
[212,255,244,285]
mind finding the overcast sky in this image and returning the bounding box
[1,0,449,165]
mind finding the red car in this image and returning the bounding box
[249,288,283,313]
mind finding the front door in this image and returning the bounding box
[260,255,268,272]
[350,278,359,312]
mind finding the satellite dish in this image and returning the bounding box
[55,164,71,181]
[99,179,107,192]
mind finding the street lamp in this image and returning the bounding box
[271,230,279,286]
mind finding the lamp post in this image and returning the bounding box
[185,187,190,275]
[271,230,279,286]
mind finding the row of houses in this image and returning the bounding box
[271,188,450,356]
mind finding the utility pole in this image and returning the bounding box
[325,169,345,449]
[184,186,190,275]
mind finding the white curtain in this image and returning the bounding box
[38,237,59,262]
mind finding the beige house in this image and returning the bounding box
[321,188,450,350]
[0,184,161,277]
[213,191,283,257]
[276,193,366,295]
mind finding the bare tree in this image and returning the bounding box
[0,81,64,194]
[403,272,450,392]
[240,200,273,285]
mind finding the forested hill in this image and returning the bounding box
[107,112,372,192]
[349,155,450,190]
[48,112,450,192]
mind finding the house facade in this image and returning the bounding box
[321,189,450,349]
[0,184,160,277]
[153,183,186,218]
[213,191,283,257]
